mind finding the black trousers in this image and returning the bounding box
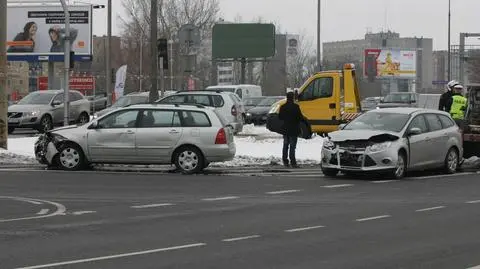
[282,135,298,165]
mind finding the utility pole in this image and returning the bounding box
[316,0,322,72]
[106,0,112,106]
[447,0,451,81]
[60,0,71,126]
[0,0,7,149]
[150,0,158,103]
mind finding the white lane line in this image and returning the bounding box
[356,215,391,222]
[322,184,354,189]
[466,265,480,269]
[371,180,400,184]
[0,196,66,223]
[415,206,446,212]
[201,196,239,201]
[285,225,325,233]
[222,235,260,242]
[266,189,301,195]
[411,172,473,180]
[36,209,49,215]
[15,243,206,269]
[130,203,174,209]
[71,211,97,216]
[466,200,480,204]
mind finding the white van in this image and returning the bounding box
[205,84,262,100]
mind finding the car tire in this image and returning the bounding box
[174,146,205,174]
[38,115,53,133]
[390,151,407,179]
[444,147,459,174]
[77,112,90,125]
[8,127,15,134]
[55,143,86,171]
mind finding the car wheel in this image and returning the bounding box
[321,166,339,177]
[56,143,85,171]
[77,112,90,125]
[390,152,407,179]
[444,147,459,174]
[174,146,205,174]
[38,115,53,133]
[8,127,15,134]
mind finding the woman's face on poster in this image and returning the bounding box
[29,24,37,36]
[50,31,58,41]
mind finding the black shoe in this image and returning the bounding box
[283,161,290,167]
[291,164,299,168]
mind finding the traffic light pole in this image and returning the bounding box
[149,0,159,103]
[59,0,70,126]
[0,0,7,149]
[159,57,165,98]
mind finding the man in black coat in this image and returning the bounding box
[439,80,459,111]
[278,91,308,168]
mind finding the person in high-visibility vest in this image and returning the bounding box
[448,84,468,129]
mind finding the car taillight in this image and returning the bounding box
[215,128,227,144]
[231,105,237,116]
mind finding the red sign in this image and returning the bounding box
[37,76,96,91]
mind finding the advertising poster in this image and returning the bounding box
[364,49,417,78]
[114,65,128,101]
[7,5,92,56]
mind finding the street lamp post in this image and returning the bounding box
[447,0,451,81]
[105,0,112,106]
[0,0,7,149]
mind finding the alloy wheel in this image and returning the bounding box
[59,147,81,169]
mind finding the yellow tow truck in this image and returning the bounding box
[267,63,362,138]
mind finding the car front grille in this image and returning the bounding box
[7,112,23,118]
[337,141,369,151]
[329,152,376,167]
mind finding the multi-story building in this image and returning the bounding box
[6,62,30,101]
[323,31,434,94]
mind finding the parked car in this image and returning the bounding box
[245,96,285,125]
[321,108,463,179]
[93,92,149,119]
[243,96,267,111]
[7,90,91,134]
[86,94,108,113]
[34,104,236,174]
[156,91,244,134]
[361,96,382,111]
[377,92,441,110]
[205,84,262,100]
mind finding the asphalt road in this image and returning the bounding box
[0,170,480,269]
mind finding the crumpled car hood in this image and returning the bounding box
[328,130,400,143]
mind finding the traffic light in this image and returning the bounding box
[157,38,169,70]
[69,51,75,69]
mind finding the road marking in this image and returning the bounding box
[415,206,446,212]
[266,189,301,195]
[371,180,400,184]
[201,196,239,201]
[285,225,325,232]
[71,211,96,216]
[356,215,391,222]
[222,235,260,242]
[466,200,480,204]
[0,196,66,223]
[130,203,174,209]
[36,209,49,215]
[411,172,473,180]
[322,184,354,188]
[466,265,480,269]
[15,243,206,269]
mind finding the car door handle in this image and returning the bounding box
[424,137,431,141]
[125,130,135,134]
[169,130,180,134]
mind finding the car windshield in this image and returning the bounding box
[258,97,283,107]
[17,92,55,105]
[344,112,410,132]
[112,95,148,108]
[244,98,265,106]
[383,94,413,103]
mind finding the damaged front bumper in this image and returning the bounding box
[34,133,68,165]
[321,147,399,172]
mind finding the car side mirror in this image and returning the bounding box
[338,123,346,130]
[51,100,62,107]
[407,127,422,136]
[88,121,99,129]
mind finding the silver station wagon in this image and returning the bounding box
[34,104,236,174]
[321,108,463,179]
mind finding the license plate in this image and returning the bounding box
[8,118,19,123]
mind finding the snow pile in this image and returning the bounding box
[463,156,480,168]
[0,149,37,165]
[238,124,282,138]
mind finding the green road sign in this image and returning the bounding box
[212,23,275,59]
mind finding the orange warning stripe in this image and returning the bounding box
[341,113,361,121]
[7,41,33,46]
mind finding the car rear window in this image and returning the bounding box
[179,110,211,127]
[425,114,443,131]
[439,114,455,128]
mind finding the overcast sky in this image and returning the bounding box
[90,0,480,50]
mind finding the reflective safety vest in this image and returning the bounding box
[450,95,467,120]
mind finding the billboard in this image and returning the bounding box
[7,5,93,62]
[364,49,417,78]
[38,76,95,91]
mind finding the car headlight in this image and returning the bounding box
[367,142,392,153]
[269,104,280,114]
[25,110,40,117]
[376,107,380,110]
[246,112,251,117]
[323,140,336,150]
[93,113,99,119]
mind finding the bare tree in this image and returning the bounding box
[286,33,316,88]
